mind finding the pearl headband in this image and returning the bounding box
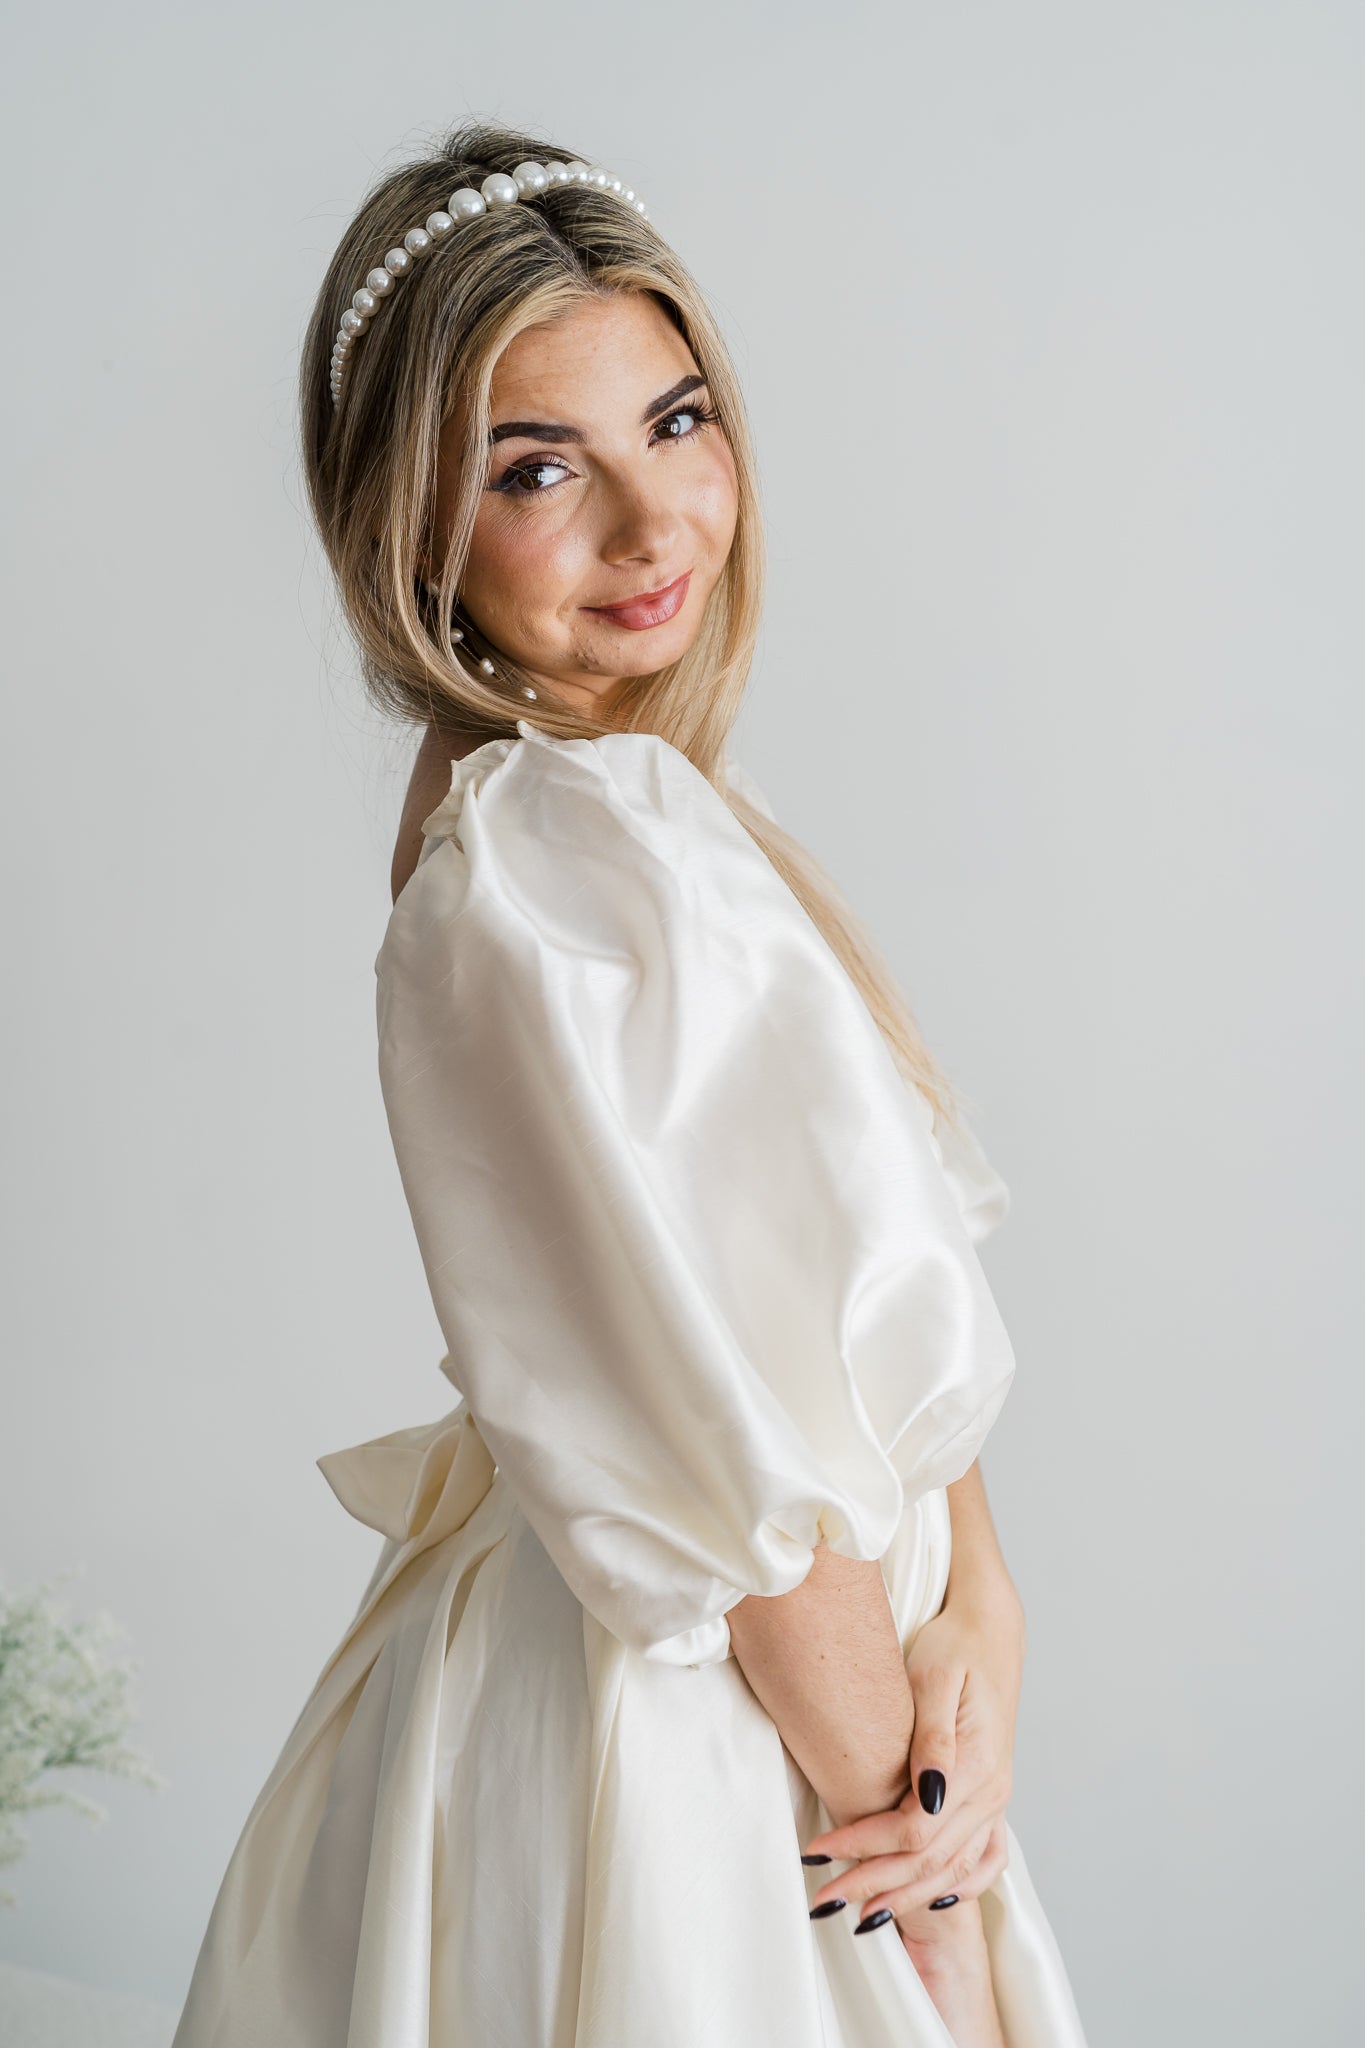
[329,159,650,411]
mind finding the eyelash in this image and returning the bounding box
[492,397,720,497]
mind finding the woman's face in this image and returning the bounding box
[433,290,739,717]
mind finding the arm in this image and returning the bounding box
[725,1461,1023,1837]
[380,727,1016,1681]
[800,1458,1026,1943]
[726,1548,915,1832]
[399,735,1021,1784]
[943,1459,1025,1638]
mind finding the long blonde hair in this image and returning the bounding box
[300,119,959,1125]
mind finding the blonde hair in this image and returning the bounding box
[300,119,959,1125]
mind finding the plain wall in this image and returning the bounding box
[2,2,1361,2040]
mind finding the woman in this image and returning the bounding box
[172,121,1089,2047]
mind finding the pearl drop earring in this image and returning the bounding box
[452,613,536,700]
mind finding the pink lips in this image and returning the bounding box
[584,570,692,631]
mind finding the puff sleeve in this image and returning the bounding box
[375,720,1016,1668]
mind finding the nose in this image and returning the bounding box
[597,468,682,570]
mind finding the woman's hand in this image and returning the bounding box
[801,1587,1025,1939]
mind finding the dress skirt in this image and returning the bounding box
[171,1383,1090,2047]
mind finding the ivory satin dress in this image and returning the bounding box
[172,721,1089,2048]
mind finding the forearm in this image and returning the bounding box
[943,1461,1025,1636]
[725,1544,914,1830]
[724,1466,1023,1833]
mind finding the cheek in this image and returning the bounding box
[686,443,741,560]
[463,511,588,633]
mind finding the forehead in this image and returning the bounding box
[489,291,698,417]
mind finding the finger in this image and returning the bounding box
[808,1800,993,1912]
[895,1823,1011,1955]
[905,1654,962,1818]
[802,1805,924,1867]
[863,1817,1002,1925]
[802,1769,982,1875]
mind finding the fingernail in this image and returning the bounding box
[854,1908,894,1935]
[929,1893,960,1909]
[801,1853,833,1865]
[918,1768,946,1815]
[809,1898,847,1919]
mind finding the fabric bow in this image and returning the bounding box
[316,1355,496,1558]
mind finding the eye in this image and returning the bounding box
[494,455,576,495]
[651,396,720,444]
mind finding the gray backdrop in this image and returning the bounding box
[2,1,1361,2041]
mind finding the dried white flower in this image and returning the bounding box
[0,1567,164,1906]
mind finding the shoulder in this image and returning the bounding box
[419,722,741,867]
[380,722,802,984]
[391,722,507,907]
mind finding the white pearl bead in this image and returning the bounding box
[544,160,570,184]
[521,685,537,700]
[403,227,432,257]
[425,210,454,238]
[384,245,412,275]
[480,172,518,209]
[564,160,589,182]
[513,160,549,195]
[622,188,636,204]
[366,266,394,295]
[351,288,378,318]
[448,187,486,222]
[607,176,623,194]
[336,334,352,352]
[635,200,648,215]
[340,309,366,336]
[479,657,496,675]
[451,628,464,643]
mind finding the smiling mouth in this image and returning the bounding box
[583,571,692,630]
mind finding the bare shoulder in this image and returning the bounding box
[390,723,487,906]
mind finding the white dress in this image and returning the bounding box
[172,720,1089,2048]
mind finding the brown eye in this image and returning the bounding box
[651,399,719,444]
[500,458,572,494]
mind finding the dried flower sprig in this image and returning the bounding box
[0,1567,164,1906]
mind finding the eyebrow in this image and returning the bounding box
[488,373,708,445]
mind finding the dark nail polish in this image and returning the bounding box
[809,1898,847,1919]
[929,1893,960,1910]
[801,1853,833,1865]
[918,1768,946,1815]
[854,1908,895,1935]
